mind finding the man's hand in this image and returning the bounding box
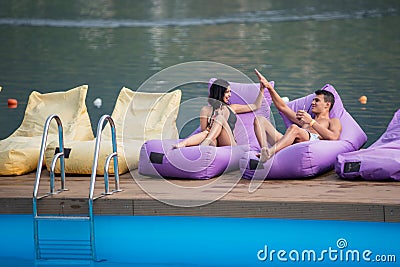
[296,110,312,125]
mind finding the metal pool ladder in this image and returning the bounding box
[33,114,122,262]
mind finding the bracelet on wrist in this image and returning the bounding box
[310,119,316,127]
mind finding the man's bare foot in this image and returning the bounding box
[259,147,273,163]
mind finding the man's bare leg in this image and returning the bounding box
[259,146,275,163]
[255,116,283,162]
[254,116,268,148]
[259,124,309,162]
[254,116,282,147]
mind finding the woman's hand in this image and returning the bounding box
[255,69,272,90]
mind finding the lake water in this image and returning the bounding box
[0,0,399,146]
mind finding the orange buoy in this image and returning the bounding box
[358,95,367,104]
[8,98,18,108]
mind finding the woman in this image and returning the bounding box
[173,77,265,148]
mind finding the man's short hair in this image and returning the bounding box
[315,89,335,111]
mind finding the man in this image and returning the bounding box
[254,69,342,162]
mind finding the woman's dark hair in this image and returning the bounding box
[208,79,230,109]
[315,89,335,111]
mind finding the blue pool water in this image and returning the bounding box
[0,214,399,266]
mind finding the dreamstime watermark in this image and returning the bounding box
[257,238,397,263]
[124,61,274,207]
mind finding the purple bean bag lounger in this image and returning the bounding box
[240,84,367,180]
[335,109,400,181]
[138,79,272,179]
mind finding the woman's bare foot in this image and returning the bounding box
[200,138,216,146]
[259,146,273,163]
[172,142,185,149]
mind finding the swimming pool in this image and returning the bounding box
[0,214,399,266]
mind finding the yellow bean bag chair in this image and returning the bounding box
[45,87,182,175]
[0,85,94,176]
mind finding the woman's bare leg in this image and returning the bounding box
[216,120,236,146]
[172,130,209,148]
[174,110,236,148]
[201,114,236,146]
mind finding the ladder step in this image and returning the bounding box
[39,251,93,260]
[35,215,90,221]
[39,239,91,247]
[34,259,92,265]
[35,216,94,261]
[38,254,93,260]
[38,239,93,260]
[39,239,90,244]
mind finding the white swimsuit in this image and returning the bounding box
[305,129,320,141]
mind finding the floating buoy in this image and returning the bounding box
[93,98,102,108]
[0,86,2,92]
[8,98,18,108]
[359,95,367,104]
[281,96,290,103]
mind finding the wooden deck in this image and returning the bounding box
[0,169,399,222]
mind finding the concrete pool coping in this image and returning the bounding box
[0,169,399,222]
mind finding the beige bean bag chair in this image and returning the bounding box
[45,87,182,175]
[0,85,94,176]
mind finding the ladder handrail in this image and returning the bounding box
[89,114,121,202]
[33,114,122,263]
[33,114,66,212]
[33,114,67,261]
[87,115,120,262]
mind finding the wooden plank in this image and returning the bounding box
[0,198,32,214]
[133,199,385,222]
[93,198,134,215]
[37,198,88,215]
[385,205,400,222]
[0,170,399,222]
